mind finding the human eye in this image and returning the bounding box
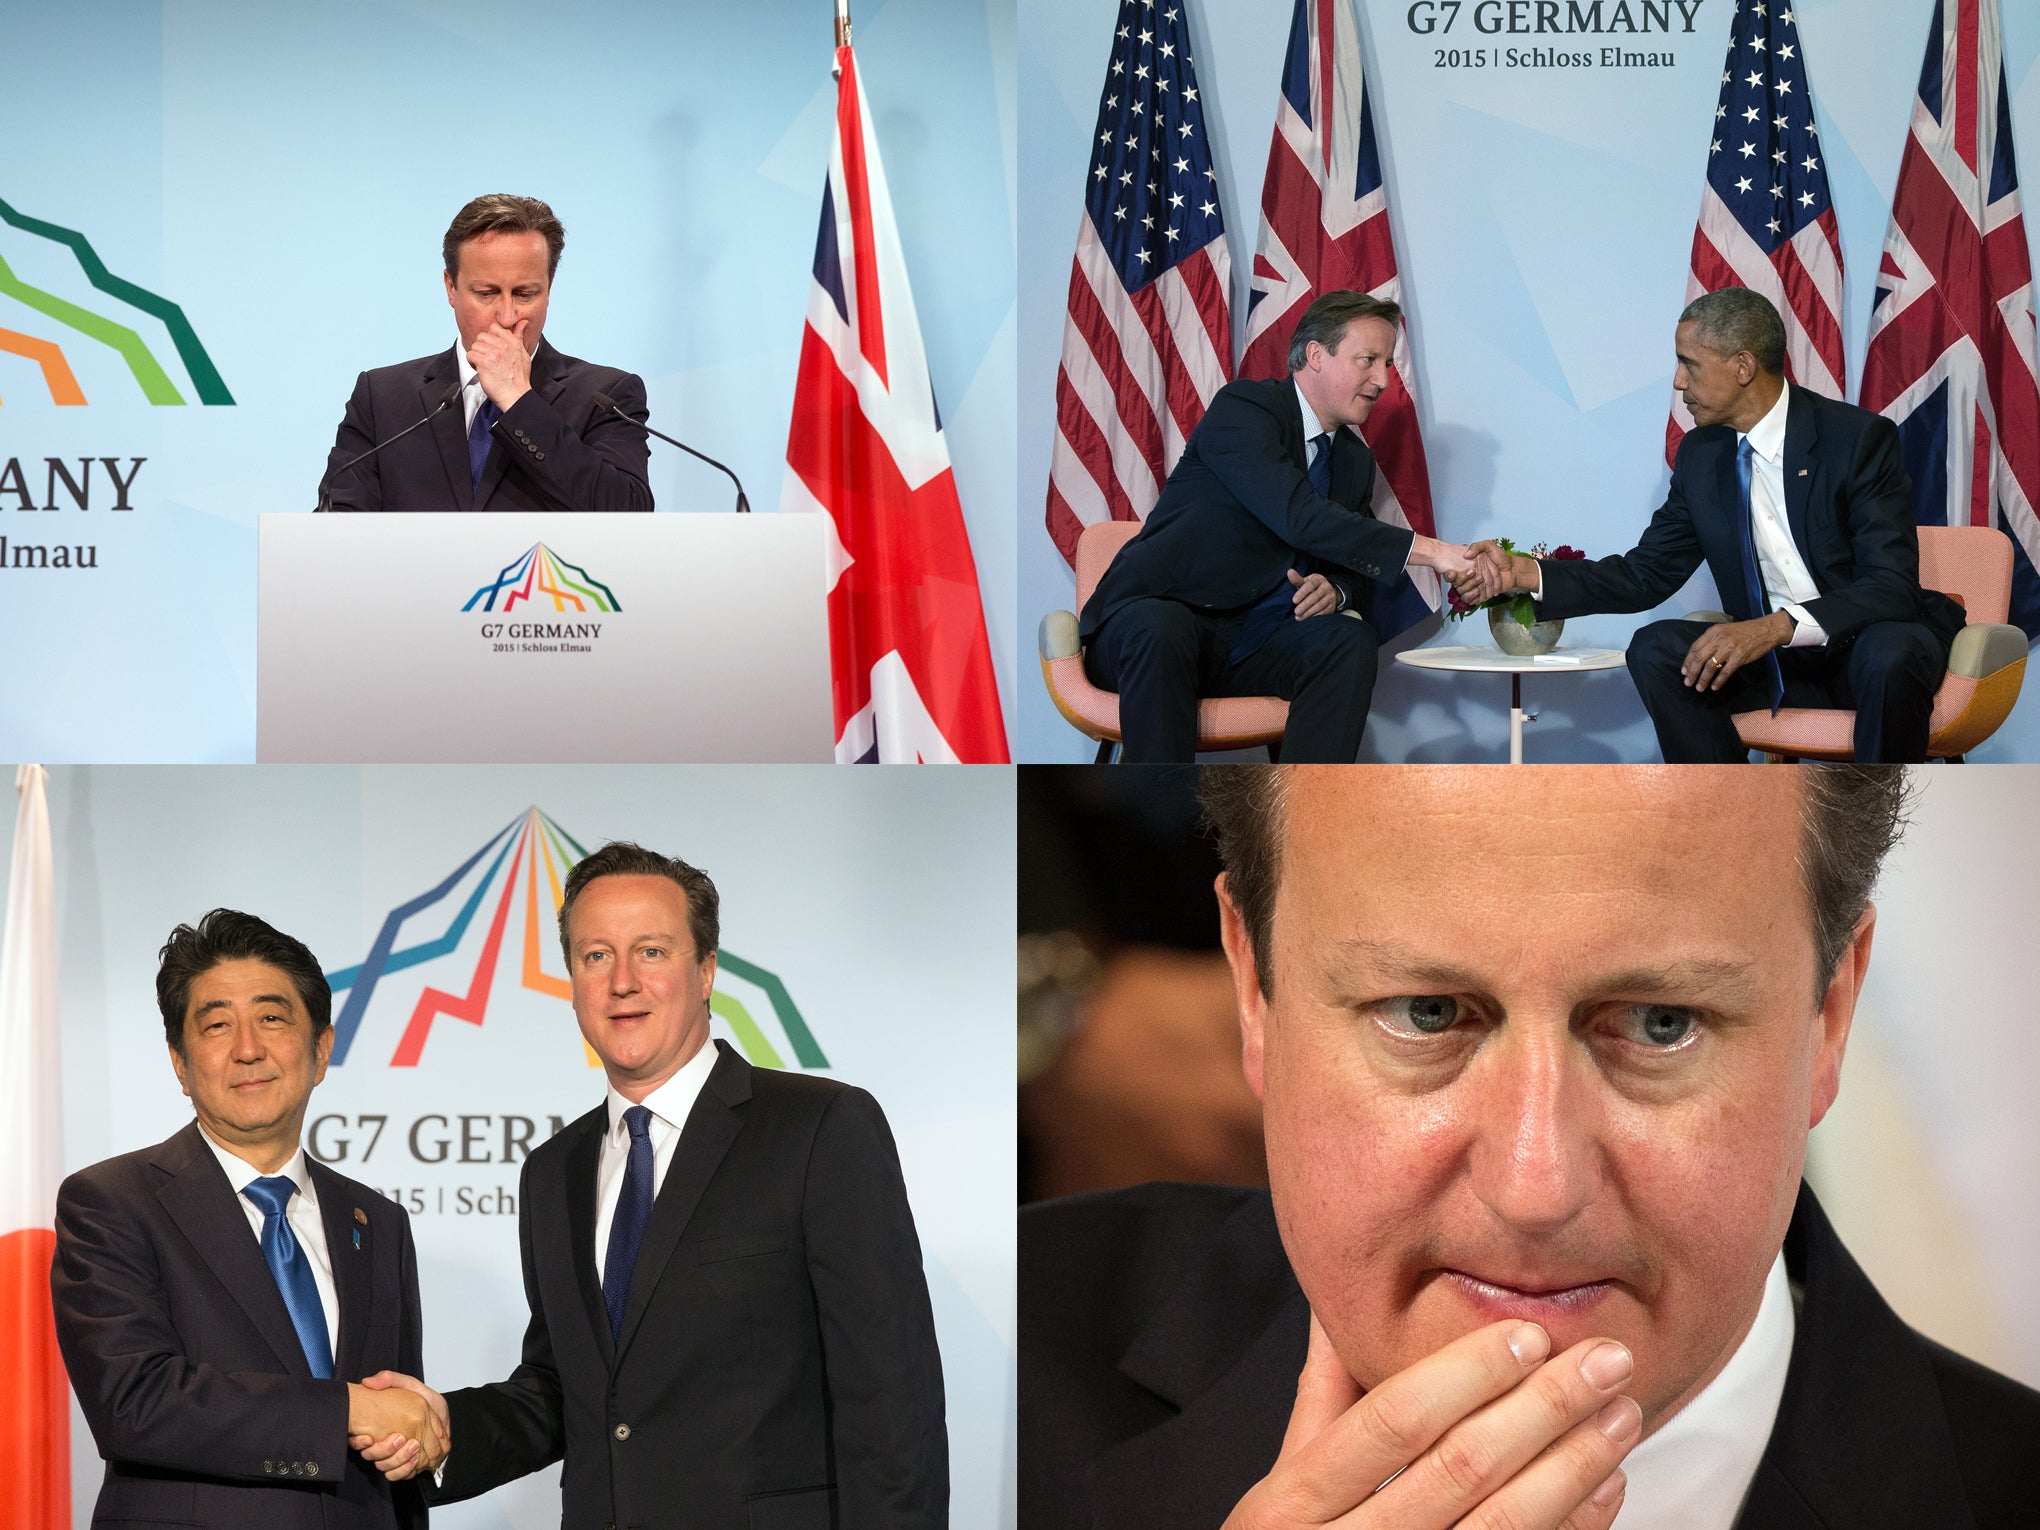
[1376,995,1463,1037]
[1611,1004,1701,1050]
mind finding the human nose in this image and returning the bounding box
[493,297,518,329]
[1465,1030,1601,1234]
[229,1019,267,1062]
[608,955,639,995]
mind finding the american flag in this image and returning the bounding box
[1044,0,1232,564]
[1239,0,1438,635]
[1859,0,2040,637]
[1666,1,1844,465]
[781,42,1011,763]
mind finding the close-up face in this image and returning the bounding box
[1303,316,1397,431]
[1220,767,1868,1438]
[1672,319,1754,429]
[168,957,332,1147]
[443,228,551,354]
[567,873,715,1092]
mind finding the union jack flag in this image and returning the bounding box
[781,43,1010,763]
[1238,0,1437,636]
[1666,0,1844,466]
[1044,0,1232,564]
[1859,0,2040,637]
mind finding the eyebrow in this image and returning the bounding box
[192,992,297,1018]
[1328,938,1765,1008]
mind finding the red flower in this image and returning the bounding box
[1549,544,1586,562]
[1446,584,1473,615]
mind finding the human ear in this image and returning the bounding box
[1808,905,1875,1129]
[1217,873,1269,1101]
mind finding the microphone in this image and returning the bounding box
[592,392,751,513]
[316,378,464,512]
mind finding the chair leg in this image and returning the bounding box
[1095,738,1117,764]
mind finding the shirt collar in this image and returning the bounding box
[196,1120,314,1202]
[1293,378,1333,443]
[1740,380,1791,466]
[604,1037,719,1140]
[1616,1250,1795,1530]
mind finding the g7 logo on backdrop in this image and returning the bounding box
[323,804,826,1072]
[1407,0,1705,33]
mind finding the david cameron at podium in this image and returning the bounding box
[318,193,654,513]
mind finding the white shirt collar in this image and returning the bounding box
[1617,1250,1795,1530]
[195,1120,314,1202]
[1740,380,1791,466]
[603,1037,719,1141]
[1293,378,1334,444]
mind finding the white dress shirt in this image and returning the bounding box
[1741,382,1827,647]
[197,1123,341,1356]
[591,1040,720,1286]
[1616,1251,1795,1530]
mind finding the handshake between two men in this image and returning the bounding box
[1077,284,1960,763]
[347,1372,449,1483]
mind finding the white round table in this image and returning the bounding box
[1395,644,1627,763]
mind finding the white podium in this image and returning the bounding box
[258,514,833,762]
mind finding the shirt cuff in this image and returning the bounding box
[1529,564,1545,602]
[1782,603,1827,648]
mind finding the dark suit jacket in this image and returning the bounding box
[52,1122,428,1530]
[433,1040,948,1530]
[1019,1180,2040,1530]
[1078,377,1417,640]
[1536,387,1966,648]
[318,339,653,513]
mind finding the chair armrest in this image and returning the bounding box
[1039,609,1081,661]
[1948,622,2028,679]
[1683,610,1732,625]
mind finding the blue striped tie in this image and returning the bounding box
[468,397,501,491]
[1735,438,1786,714]
[602,1106,655,1341]
[242,1176,333,1379]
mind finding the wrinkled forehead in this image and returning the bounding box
[1274,766,1807,967]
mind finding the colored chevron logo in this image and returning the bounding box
[0,195,232,407]
[324,806,825,1071]
[463,542,622,614]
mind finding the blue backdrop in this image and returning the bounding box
[0,0,1015,762]
[1017,0,2040,760]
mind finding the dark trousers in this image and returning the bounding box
[1083,597,1380,762]
[1625,618,1947,762]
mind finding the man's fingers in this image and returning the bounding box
[1274,1319,1551,1519]
[1279,1311,1364,1459]
[1456,1401,1637,1530]
[1288,569,1305,588]
[1361,1336,1635,1530]
[1556,1470,1628,1530]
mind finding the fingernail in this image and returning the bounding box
[1507,1322,1550,1365]
[1580,1341,1633,1389]
[1595,1396,1642,1444]
[1590,1467,1627,1506]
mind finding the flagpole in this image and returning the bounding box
[835,0,851,48]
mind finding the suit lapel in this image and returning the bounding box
[613,1041,751,1365]
[560,1109,615,1368]
[1089,1195,1305,1529]
[1781,390,1818,570]
[152,1124,314,1378]
[309,1159,371,1383]
[1735,1186,1976,1530]
[423,348,474,510]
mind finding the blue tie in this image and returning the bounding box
[1230,432,1334,663]
[468,397,501,492]
[1734,438,1787,714]
[242,1176,333,1379]
[601,1106,655,1341]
